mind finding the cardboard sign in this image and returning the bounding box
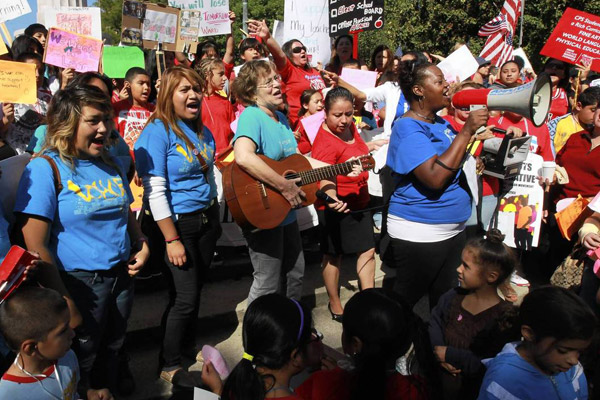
[284,0,331,65]
[39,6,103,40]
[44,27,103,73]
[0,39,7,56]
[178,10,201,42]
[143,9,178,43]
[0,61,37,104]
[102,46,145,78]
[122,2,181,52]
[340,67,377,91]
[329,0,384,36]
[437,45,479,83]
[0,0,31,23]
[198,0,231,37]
[540,8,600,72]
[555,195,593,239]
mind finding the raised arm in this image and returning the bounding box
[222,11,236,65]
[247,19,287,72]
[322,70,367,103]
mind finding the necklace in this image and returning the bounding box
[409,109,435,122]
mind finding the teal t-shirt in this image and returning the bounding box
[14,152,133,272]
[233,106,298,225]
[134,120,216,215]
[0,205,10,264]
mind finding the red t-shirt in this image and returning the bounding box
[555,131,600,201]
[310,123,370,211]
[295,120,312,154]
[279,58,326,129]
[549,87,569,121]
[296,367,428,400]
[202,92,235,156]
[113,100,155,151]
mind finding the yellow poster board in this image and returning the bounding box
[0,61,37,104]
[0,39,7,56]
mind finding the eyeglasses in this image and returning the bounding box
[292,46,307,54]
[257,75,282,89]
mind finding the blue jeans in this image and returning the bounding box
[62,265,134,392]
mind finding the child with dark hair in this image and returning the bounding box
[201,293,313,399]
[553,86,599,153]
[295,89,324,154]
[478,286,596,399]
[429,229,519,399]
[0,287,113,400]
[296,289,433,400]
[24,24,48,47]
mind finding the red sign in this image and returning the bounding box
[540,8,600,72]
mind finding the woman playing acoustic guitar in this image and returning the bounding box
[231,60,361,305]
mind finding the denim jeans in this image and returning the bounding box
[246,221,305,305]
[62,265,134,392]
[160,202,221,370]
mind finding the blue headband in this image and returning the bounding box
[290,298,304,342]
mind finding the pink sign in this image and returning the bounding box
[300,110,325,144]
[56,13,93,36]
[340,68,377,91]
[44,27,103,73]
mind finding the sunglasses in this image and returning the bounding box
[292,46,307,54]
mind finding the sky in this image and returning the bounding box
[5,0,97,37]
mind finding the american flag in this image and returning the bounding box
[478,0,522,67]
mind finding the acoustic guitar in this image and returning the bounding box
[222,153,375,230]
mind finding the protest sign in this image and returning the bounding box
[329,0,384,37]
[437,45,479,83]
[102,46,145,78]
[39,7,102,40]
[143,9,178,43]
[496,153,545,249]
[512,48,533,70]
[340,68,377,91]
[169,0,202,9]
[300,110,325,144]
[198,0,231,37]
[0,60,37,104]
[284,0,331,65]
[540,8,600,72]
[0,0,31,24]
[122,2,181,51]
[44,27,103,72]
[0,40,7,56]
[273,20,284,45]
[0,153,31,224]
[178,10,201,42]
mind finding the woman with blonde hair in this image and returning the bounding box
[14,84,149,395]
[134,66,221,386]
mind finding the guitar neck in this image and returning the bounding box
[294,159,359,186]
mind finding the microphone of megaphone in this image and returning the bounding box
[451,73,552,127]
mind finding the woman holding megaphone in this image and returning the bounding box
[382,60,489,310]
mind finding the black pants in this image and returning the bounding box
[160,202,221,370]
[384,231,465,309]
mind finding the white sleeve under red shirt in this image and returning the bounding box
[113,100,156,151]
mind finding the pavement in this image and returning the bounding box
[119,234,422,400]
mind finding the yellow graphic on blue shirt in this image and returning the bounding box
[66,177,128,214]
[174,141,213,174]
[63,369,78,400]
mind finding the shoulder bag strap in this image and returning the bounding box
[36,154,63,194]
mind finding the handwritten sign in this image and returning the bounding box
[0,61,36,104]
[0,40,7,56]
[540,8,600,73]
[340,68,377,91]
[40,7,103,40]
[198,0,231,37]
[44,27,103,73]
[179,10,201,41]
[143,9,178,43]
[0,0,31,23]
[102,46,145,78]
[437,45,479,83]
[329,0,384,37]
[284,0,331,65]
[168,0,203,10]
[300,110,325,144]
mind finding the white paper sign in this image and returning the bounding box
[283,0,331,65]
[143,9,178,44]
[340,68,377,91]
[437,45,479,83]
[198,0,231,37]
[39,7,102,40]
[193,387,220,400]
[512,48,533,71]
[496,153,545,249]
[273,19,284,45]
[0,154,31,223]
[0,0,32,23]
[168,0,203,9]
[589,192,600,213]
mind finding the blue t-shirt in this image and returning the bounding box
[134,120,216,215]
[14,152,133,272]
[386,117,471,224]
[233,106,298,225]
[0,206,10,264]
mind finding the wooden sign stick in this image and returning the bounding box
[0,23,12,46]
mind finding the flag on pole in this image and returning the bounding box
[478,0,522,67]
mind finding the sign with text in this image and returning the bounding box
[0,60,36,104]
[540,8,600,72]
[328,0,384,37]
[168,0,202,9]
[284,0,331,65]
[44,27,103,73]
[40,6,102,40]
[143,9,178,43]
[437,45,479,83]
[102,46,145,78]
[0,0,31,23]
[122,2,181,51]
[198,0,230,37]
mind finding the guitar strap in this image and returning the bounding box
[179,132,209,176]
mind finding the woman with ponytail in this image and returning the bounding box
[202,293,313,399]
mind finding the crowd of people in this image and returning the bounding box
[0,12,600,400]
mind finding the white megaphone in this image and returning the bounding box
[451,73,552,127]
